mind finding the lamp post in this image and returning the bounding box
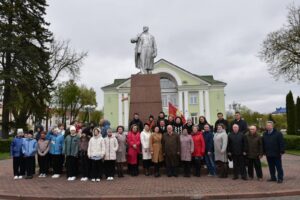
[84,105,96,123]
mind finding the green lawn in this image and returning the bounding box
[0,152,10,160]
[286,150,300,156]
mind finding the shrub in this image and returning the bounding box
[0,138,12,153]
[284,135,300,150]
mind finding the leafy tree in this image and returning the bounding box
[259,4,300,82]
[0,0,53,138]
[286,91,296,135]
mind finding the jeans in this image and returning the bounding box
[266,156,284,181]
[204,153,216,175]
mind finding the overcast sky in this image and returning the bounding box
[46,0,300,114]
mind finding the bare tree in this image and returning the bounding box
[259,4,300,82]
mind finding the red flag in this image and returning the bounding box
[168,102,186,124]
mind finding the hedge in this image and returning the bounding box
[0,138,12,153]
[284,135,300,150]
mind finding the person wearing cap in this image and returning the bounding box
[11,128,25,180]
[88,128,105,182]
[48,127,64,178]
[63,125,80,181]
[22,130,37,179]
[141,123,152,176]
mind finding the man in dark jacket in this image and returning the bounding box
[214,112,229,133]
[230,112,248,134]
[245,125,263,180]
[156,111,168,127]
[158,120,167,134]
[129,113,143,132]
[228,124,248,180]
[203,124,216,176]
[263,121,285,183]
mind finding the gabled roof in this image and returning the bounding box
[101,58,226,90]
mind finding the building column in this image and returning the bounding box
[124,93,129,130]
[204,90,211,123]
[178,91,183,112]
[199,90,204,116]
[118,93,123,126]
[184,91,189,118]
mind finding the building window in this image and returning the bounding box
[162,94,178,108]
[189,93,198,105]
[160,78,176,89]
[162,95,168,107]
[191,113,198,124]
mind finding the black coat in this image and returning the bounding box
[183,123,193,134]
[159,126,167,134]
[129,119,144,132]
[262,129,285,157]
[228,132,248,156]
[230,119,248,134]
[214,119,229,133]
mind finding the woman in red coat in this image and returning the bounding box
[191,125,205,177]
[127,124,141,176]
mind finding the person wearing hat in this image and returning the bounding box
[63,125,80,181]
[22,130,37,179]
[48,127,64,178]
[141,123,152,176]
[11,128,25,180]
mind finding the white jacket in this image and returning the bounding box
[87,135,105,159]
[104,136,119,160]
[141,130,152,160]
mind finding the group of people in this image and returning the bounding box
[10,111,285,183]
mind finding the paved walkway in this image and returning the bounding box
[0,155,300,199]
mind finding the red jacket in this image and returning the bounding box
[127,131,141,165]
[192,131,205,157]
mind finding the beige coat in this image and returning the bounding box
[214,131,228,162]
[103,136,119,160]
[150,132,164,163]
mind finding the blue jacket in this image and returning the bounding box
[263,129,285,157]
[203,131,214,153]
[22,138,37,157]
[48,132,64,155]
[10,136,24,157]
[101,120,111,138]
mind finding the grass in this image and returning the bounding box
[286,150,300,156]
[0,152,10,160]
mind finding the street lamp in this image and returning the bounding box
[84,105,96,123]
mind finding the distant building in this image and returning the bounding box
[272,107,286,115]
[101,59,227,130]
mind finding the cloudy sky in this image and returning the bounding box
[46,0,300,113]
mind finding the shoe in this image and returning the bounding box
[267,178,277,182]
[71,176,76,181]
[91,178,96,182]
[81,177,88,181]
[242,177,248,181]
[258,178,263,181]
[232,177,238,180]
[110,177,114,181]
[18,176,23,179]
[52,174,60,178]
[107,177,110,181]
[14,176,19,180]
[277,179,283,184]
[42,174,47,178]
[67,177,72,181]
[96,178,100,182]
[207,174,213,177]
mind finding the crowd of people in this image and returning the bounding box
[10,111,285,183]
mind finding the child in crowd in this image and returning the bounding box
[64,125,80,181]
[22,130,37,179]
[37,131,50,177]
[11,128,25,180]
[79,131,90,181]
[88,128,105,182]
[48,127,64,178]
[104,129,118,181]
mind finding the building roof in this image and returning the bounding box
[272,107,286,114]
[101,58,226,89]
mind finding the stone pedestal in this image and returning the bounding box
[129,74,162,126]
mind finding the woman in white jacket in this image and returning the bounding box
[87,128,105,182]
[103,129,119,181]
[141,123,152,176]
[214,123,228,178]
